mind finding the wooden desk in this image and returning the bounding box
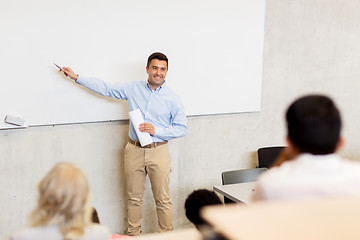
[202,197,360,240]
[213,182,256,204]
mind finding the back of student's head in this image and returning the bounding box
[185,189,222,228]
[286,95,342,155]
[30,162,92,240]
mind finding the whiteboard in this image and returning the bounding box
[0,0,265,128]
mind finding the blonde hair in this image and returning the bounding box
[30,162,92,240]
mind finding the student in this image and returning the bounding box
[11,162,110,240]
[61,52,187,235]
[185,189,228,240]
[184,189,222,229]
[252,95,360,201]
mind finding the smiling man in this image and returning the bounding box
[61,52,187,236]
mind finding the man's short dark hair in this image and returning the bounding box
[185,189,222,227]
[286,95,341,155]
[147,52,168,69]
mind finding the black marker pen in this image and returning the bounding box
[54,63,62,70]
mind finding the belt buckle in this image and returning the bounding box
[134,140,141,147]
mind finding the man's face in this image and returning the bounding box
[146,59,168,90]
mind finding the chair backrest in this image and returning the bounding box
[257,146,285,168]
[221,168,267,185]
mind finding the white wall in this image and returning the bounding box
[2,0,360,239]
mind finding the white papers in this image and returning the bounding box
[129,109,153,147]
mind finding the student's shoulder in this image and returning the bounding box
[10,225,60,240]
[11,228,33,240]
[257,161,297,183]
[339,157,360,172]
[85,224,111,238]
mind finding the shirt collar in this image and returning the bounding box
[296,153,340,162]
[146,80,166,92]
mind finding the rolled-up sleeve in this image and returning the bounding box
[153,100,187,140]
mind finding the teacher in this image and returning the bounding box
[61,52,187,236]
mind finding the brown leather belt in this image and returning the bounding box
[128,138,168,148]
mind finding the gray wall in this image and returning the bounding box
[2,0,360,238]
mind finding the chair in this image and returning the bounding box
[257,146,285,168]
[221,168,267,203]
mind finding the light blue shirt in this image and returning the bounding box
[76,76,187,142]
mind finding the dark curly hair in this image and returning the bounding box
[185,189,222,227]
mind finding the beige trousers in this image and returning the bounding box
[124,141,173,236]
